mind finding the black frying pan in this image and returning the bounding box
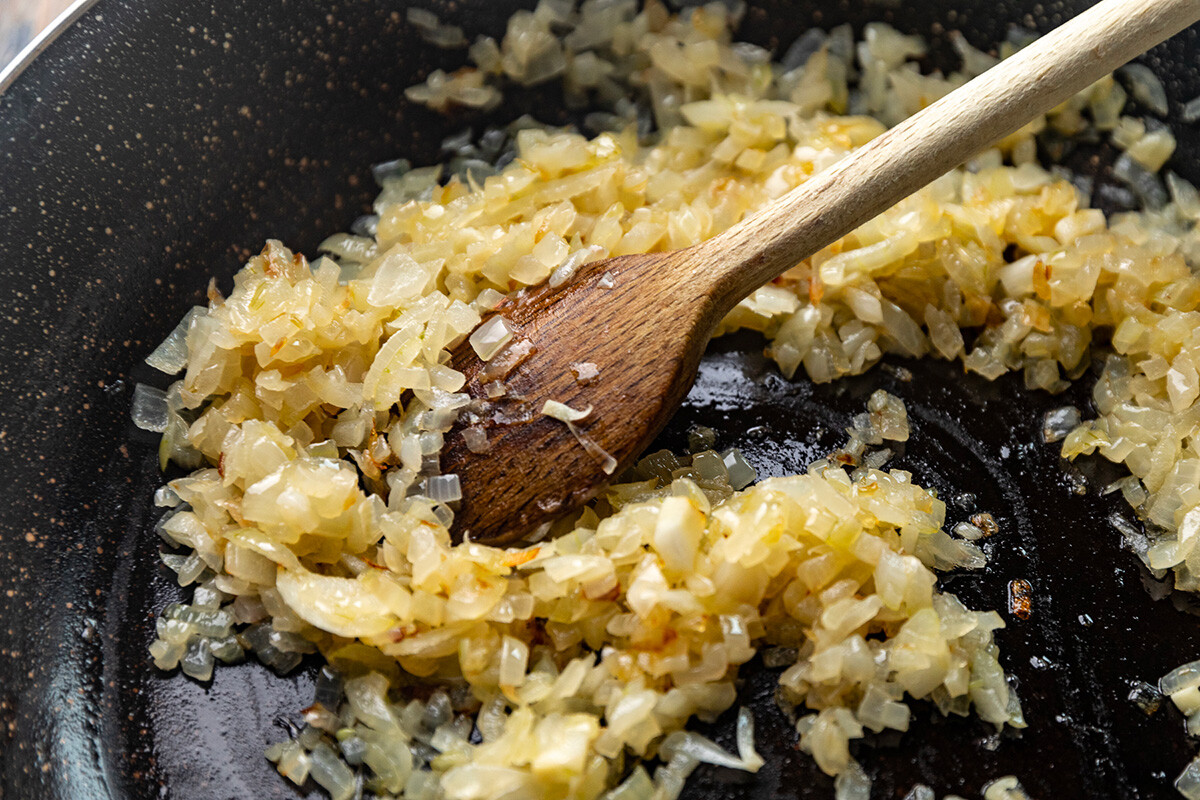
[2,1,1199,798]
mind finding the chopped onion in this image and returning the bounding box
[982,775,1032,800]
[1113,152,1168,208]
[543,400,616,473]
[138,7,1200,799]
[1184,94,1200,124]
[720,449,757,490]
[407,7,466,49]
[469,317,514,361]
[146,307,205,374]
[1042,406,1082,443]
[660,730,753,772]
[569,362,599,383]
[498,635,528,687]
[131,383,169,433]
[903,785,935,800]
[1167,172,1200,220]
[181,637,214,682]
[1162,661,1200,696]
[472,288,506,311]
[1118,64,1169,116]
[735,708,764,772]
[834,762,871,800]
[425,474,462,503]
[462,426,490,453]
[1179,756,1200,800]
[308,742,356,800]
[542,399,592,422]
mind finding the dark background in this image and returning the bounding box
[0,0,72,71]
[2,1,1200,798]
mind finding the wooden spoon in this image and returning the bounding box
[442,0,1200,543]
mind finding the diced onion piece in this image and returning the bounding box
[1167,172,1200,220]
[1179,756,1200,800]
[469,316,514,361]
[543,400,616,473]
[472,288,506,311]
[542,399,593,422]
[498,635,529,687]
[1118,63,1169,116]
[1125,129,1176,173]
[653,496,705,573]
[463,426,490,453]
[319,232,380,264]
[982,775,1032,800]
[1042,406,1082,443]
[834,761,871,800]
[1183,94,1200,123]
[276,568,398,638]
[735,708,764,772]
[146,307,205,374]
[570,362,600,383]
[868,390,909,442]
[407,7,467,48]
[309,742,357,800]
[660,729,755,772]
[369,249,433,307]
[426,474,463,503]
[549,245,606,288]
[721,449,757,489]
[180,637,214,682]
[131,383,169,433]
[269,740,310,784]
[1163,661,1200,697]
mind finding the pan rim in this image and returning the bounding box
[0,0,103,95]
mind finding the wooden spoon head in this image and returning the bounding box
[441,250,716,544]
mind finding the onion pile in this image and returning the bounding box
[137,0,1200,797]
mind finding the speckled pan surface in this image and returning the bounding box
[1,1,1199,798]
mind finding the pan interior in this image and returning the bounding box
[1,1,1198,799]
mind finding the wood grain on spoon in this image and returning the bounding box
[444,0,1200,543]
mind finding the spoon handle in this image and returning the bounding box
[698,0,1200,314]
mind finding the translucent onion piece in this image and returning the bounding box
[469,316,514,361]
[982,775,1032,800]
[1118,63,1169,116]
[276,568,398,638]
[308,742,357,800]
[542,399,593,422]
[131,383,169,433]
[146,307,205,374]
[543,401,616,473]
[720,449,757,490]
[735,708,764,772]
[426,474,463,503]
[1183,94,1200,124]
[1042,406,1082,443]
[834,761,871,800]
[660,731,752,771]
[1163,661,1200,697]
[1179,756,1200,800]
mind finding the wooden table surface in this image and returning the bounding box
[1,0,76,73]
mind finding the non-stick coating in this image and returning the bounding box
[2,2,1199,798]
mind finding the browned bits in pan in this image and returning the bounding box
[1008,579,1033,620]
[971,512,999,536]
